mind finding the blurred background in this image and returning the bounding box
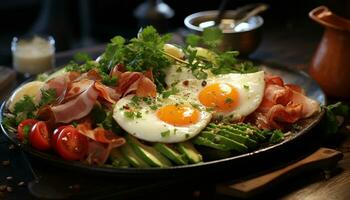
[0,0,349,66]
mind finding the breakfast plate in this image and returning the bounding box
[0,26,326,179]
[0,63,325,178]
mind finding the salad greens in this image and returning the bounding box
[64,26,259,90]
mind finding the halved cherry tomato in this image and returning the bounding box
[56,126,88,161]
[29,121,51,151]
[17,119,38,142]
[52,125,72,151]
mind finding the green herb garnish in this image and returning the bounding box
[161,130,170,138]
[162,87,179,98]
[39,89,57,107]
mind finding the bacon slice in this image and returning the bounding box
[51,82,99,123]
[247,74,320,130]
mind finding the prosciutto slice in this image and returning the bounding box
[76,121,125,165]
[115,68,157,97]
[42,75,68,104]
[94,82,121,104]
[51,82,99,123]
[247,74,320,130]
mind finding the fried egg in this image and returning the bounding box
[113,95,212,143]
[173,71,265,121]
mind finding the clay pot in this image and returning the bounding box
[309,6,350,98]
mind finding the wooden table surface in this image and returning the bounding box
[0,26,350,200]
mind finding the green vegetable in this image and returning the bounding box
[22,125,31,144]
[73,52,92,63]
[186,27,222,50]
[176,142,203,164]
[98,26,172,92]
[183,27,259,78]
[199,131,248,152]
[162,86,179,98]
[269,130,284,144]
[154,143,188,165]
[39,89,57,107]
[126,134,172,167]
[319,102,349,137]
[160,130,170,138]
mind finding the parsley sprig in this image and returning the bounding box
[182,27,259,79]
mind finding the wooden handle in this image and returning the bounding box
[216,148,343,198]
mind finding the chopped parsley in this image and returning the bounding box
[243,85,250,90]
[162,87,179,98]
[124,111,142,119]
[225,98,233,104]
[161,130,170,138]
[150,104,160,110]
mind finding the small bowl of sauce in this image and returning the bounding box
[11,35,55,76]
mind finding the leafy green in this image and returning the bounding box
[186,27,222,50]
[319,102,349,137]
[162,86,179,98]
[183,27,259,78]
[39,89,56,107]
[64,61,81,72]
[269,130,284,144]
[14,96,36,117]
[99,36,126,73]
[22,125,31,144]
[202,27,222,49]
[36,73,49,81]
[185,34,201,47]
[91,106,107,124]
[101,111,122,134]
[74,52,92,63]
[97,26,172,91]
[2,115,17,129]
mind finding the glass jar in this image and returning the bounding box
[11,35,55,76]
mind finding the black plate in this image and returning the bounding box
[0,64,326,178]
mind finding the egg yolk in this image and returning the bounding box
[198,83,239,112]
[156,105,200,126]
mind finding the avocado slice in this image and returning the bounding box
[126,135,172,168]
[176,142,203,164]
[120,142,150,168]
[154,143,188,165]
[109,148,130,168]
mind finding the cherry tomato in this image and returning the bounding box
[29,121,51,151]
[52,125,71,151]
[56,126,88,161]
[17,119,38,142]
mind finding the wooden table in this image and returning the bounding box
[0,26,349,199]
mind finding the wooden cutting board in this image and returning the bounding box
[216,147,343,198]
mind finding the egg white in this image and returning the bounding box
[173,71,266,120]
[113,95,212,143]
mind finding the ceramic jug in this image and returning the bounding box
[309,6,350,98]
